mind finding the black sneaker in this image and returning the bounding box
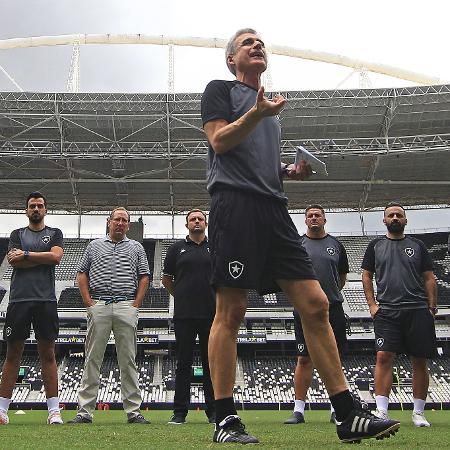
[168,414,186,425]
[127,413,150,424]
[284,411,305,424]
[336,407,400,443]
[67,414,92,424]
[213,415,259,444]
[330,411,336,424]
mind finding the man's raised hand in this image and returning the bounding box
[255,86,286,117]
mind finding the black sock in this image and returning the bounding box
[215,397,237,426]
[330,390,354,422]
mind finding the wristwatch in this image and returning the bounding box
[23,250,29,260]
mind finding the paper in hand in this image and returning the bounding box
[295,146,328,176]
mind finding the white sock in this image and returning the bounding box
[0,397,11,413]
[413,398,426,413]
[330,404,335,413]
[47,396,60,414]
[294,399,305,414]
[375,395,389,412]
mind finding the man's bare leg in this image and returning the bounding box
[284,356,313,423]
[37,339,58,398]
[0,340,25,398]
[294,356,313,402]
[278,279,348,397]
[374,351,395,415]
[208,287,247,400]
[410,356,430,425]
[411,356,429,401]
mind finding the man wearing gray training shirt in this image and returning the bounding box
[201,27,399,445]
[362,202,437,428]
[0,192,64,425]
[284,204,349,425]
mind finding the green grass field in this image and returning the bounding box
[1,409,449,449]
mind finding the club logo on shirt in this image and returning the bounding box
[326,247,336,256]
[229,261,244,279]
[298,343,305,353]
[179,249,186,254]
[5,327,11,337]
[376,337,384,348]
[404,247,415,258]
[42,235,51,244]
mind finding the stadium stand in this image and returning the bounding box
[142,239,156,276]
[0,238,8,264]
[0,287,6,304]
[1,353,449,406]
[336,235,374,274]
[342,288,371,312]
[142,287,170,309]
[1,234,449,408]
[58,287,84,308]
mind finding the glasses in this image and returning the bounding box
[238,37,265,49]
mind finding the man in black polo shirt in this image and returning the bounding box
[201,27,399,444]
[162,209,215,425]
[0,192,63,425]
[285,205,349,425]
[362,202,437,427]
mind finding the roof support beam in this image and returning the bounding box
[54,95,81,214]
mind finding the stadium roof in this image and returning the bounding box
[0,84,449,214]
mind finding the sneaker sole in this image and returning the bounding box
[340,422,400,444]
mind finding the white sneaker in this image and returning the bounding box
[0,410,9,425]
[47,411,64,425]
[372,409,390,420]
[412,411,430,427]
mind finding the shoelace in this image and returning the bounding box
[229,421,248,435]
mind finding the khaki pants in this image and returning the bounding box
[77,300,141,418]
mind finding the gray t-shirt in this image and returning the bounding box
[301,234,348,305]
[201,80,287,202]
[8,226,64,303]
[361,236,434,309]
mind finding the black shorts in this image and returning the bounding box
[3,301,59,341]
[294,302,348,356]
[373,308,437,358]
[209,190,316,294]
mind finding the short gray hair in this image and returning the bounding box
[225,28,259,75]
[109,206,130,222]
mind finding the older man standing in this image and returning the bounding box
[201,28,400,444]
[68,207,150,424]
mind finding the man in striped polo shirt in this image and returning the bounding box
[68,207,150,424]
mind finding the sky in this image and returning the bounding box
[0,0,449,235]
[1,0,449,92]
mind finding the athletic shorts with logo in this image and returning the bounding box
[374,307,437,358]
[208,189,317,294]
[294,302,348,356]
[3,301,59,341]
